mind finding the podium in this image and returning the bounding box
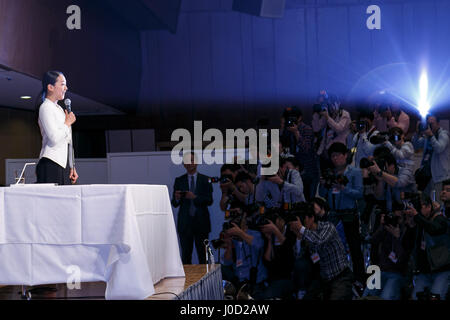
[0,184,184,300]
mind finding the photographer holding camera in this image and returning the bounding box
[289,205,354,300]
[383,127,414,170]
[172,152,213,264]
[374,99,410,134]
[405,196,450,300]
[363,202,416,300]
[258,211,297,299]
[219,164,248,212]
[281,107,319,201]
[318,142,365,287]
[365,147,416,214]
[221,210,269,299]
[349,110,379,168]
[312,91,352,170]
[256,157,305,209]
[412,114,450,202]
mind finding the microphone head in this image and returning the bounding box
[64,99,72,112]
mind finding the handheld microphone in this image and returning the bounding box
[64,99,72,113]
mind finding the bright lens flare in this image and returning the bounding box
[418,71,430,119]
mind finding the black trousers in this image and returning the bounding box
[323,268,354,300]
[36,157,71,185]
[179,227,209,265]
[342,217,366,284]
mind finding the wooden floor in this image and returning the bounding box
[0,265,217,300]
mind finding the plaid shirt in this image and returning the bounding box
[302,221,349,281]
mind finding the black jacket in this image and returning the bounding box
[413,213,450,273]
[171,173,213,234]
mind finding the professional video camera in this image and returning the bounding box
[246,205,279,230]
[281,202,312,224]
[321,168,349,189]
[248,202,310,230]
[359,156,386,170]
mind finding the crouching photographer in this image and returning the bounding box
[405,196,450,300]
[363,202,416,300]
[219,207,269,300]
[289,205,353,300]
[318,142,366,287]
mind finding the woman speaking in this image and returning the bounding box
[35,71,78,185]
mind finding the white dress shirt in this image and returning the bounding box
[38,98,73,169]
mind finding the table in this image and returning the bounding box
[0,184,185,300]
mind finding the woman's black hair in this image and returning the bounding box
[35,71,64,113]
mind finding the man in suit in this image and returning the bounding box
[172,152,213,264]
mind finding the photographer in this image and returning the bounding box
[171,152,213,264]
[221,211,269,299]
[289,206,353,300]
[386,102,410,133]
[219,164,247,211]
[281,107,319,201]
[412,114,450,201]
[363,202,416,300]
[256,157,305,209]
[366,148,416,213]
[258,212,297,299]
[349,110,379,168]
[384,127,414,170]
[312,91,351,168]
[234,172,257,206]
[374,100,410,134]
[405,196,450,300]
[292,200,328,300]
[318,142,365,286]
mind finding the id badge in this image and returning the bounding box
[388,251,398,264]
[311,253,320,264]
[236,259,243,267]
[421,240,426,250]
[332,187,340,195]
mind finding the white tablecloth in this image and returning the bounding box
[0,184,184,300]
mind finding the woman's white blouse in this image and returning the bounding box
[38,98,73,169]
